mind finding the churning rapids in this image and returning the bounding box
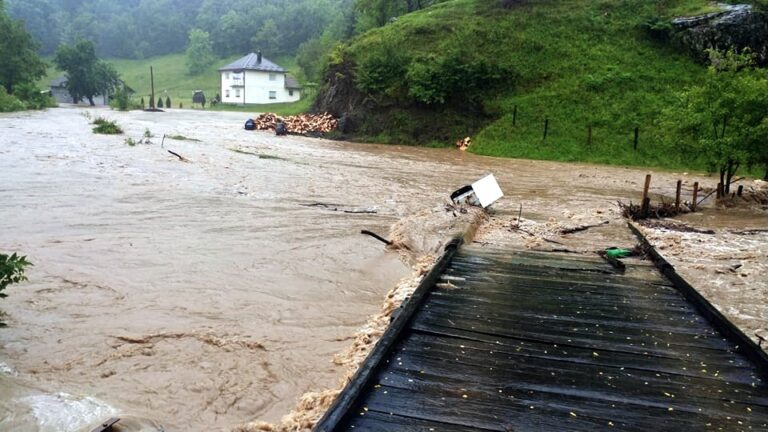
[1,107,765,431]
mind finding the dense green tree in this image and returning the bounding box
[7,0,346,59]
[185,28,215,75]
[353,0,446,32]
[666,49,768,192]
[54,39,121,105]
[0,1,47,93]
[251,18,280,54]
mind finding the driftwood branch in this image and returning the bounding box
[731,229,768,235]
[560,221,609,235]
[640,220,715,235]
[167,150,189,162]
[360,230,392,246]
[302,203,377,214]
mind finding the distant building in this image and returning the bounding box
[218,51,301,105]
[50,76,107,105]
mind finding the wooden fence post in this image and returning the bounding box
[675,180,682,212]
[692,182,699,211]
[633,127,639,150]
[543,118,549,141]
[641,174,652,218]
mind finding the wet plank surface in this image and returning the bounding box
[325,246,768,431]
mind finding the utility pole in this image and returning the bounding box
[150,66,156,110]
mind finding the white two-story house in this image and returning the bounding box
[218,52,301,105]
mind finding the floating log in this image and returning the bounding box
[560,221,609,235]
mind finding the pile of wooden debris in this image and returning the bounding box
[251,112,338,134]
[618,200,691,220]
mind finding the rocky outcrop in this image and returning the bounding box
[672,4,768,64]
[311,58,369,133]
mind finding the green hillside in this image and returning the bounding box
[318,0,754,172]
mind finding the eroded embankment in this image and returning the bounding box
[235,205,486,431]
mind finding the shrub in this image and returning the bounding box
[0,87,26,112]
[166,96,171,109]
[141,97,145,109]
[110,85,131,111]
[92,117,123,134]
[125,137,137,146]
[14,82,57,110]
[0,253,31,299]
[157,96,164,108]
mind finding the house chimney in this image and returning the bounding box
[257,51,262,64]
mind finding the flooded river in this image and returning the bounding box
[0,107,765,431]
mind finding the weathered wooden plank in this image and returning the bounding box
[373,370,767,429]
[342,410,492,431]
[412,312,737,358]
[386,333,768,408]
[428,288,701,321]
[422,299,724,344]
[444,266,673,293]
[409,322,757,381]
[424,297,713,335]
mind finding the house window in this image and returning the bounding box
[289,90,294,96]
[226,72,230,80]
[269,91,276,100]
[269,73,277,81]
[235,88,241,98]
[225,90,230,98]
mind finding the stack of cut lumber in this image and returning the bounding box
[251,112,338,134]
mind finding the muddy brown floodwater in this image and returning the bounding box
[0,107,765,431]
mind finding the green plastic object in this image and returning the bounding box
[605,247,632,258]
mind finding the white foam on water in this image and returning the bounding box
[0,362,17,376]
[22,393,118,432]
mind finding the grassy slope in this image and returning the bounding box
[39,53,308,115]
[344,0,739,172]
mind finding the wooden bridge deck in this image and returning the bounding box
[316,244,768,431]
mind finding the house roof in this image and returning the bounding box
[285,75,302,89]
[218,53,285,73]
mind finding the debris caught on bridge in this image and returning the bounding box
[618,199,689,220]
[249,112,338,135]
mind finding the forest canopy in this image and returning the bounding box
[5,0,350,59]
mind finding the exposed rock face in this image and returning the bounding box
[672,4,768,64]
[311,58,368,122]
